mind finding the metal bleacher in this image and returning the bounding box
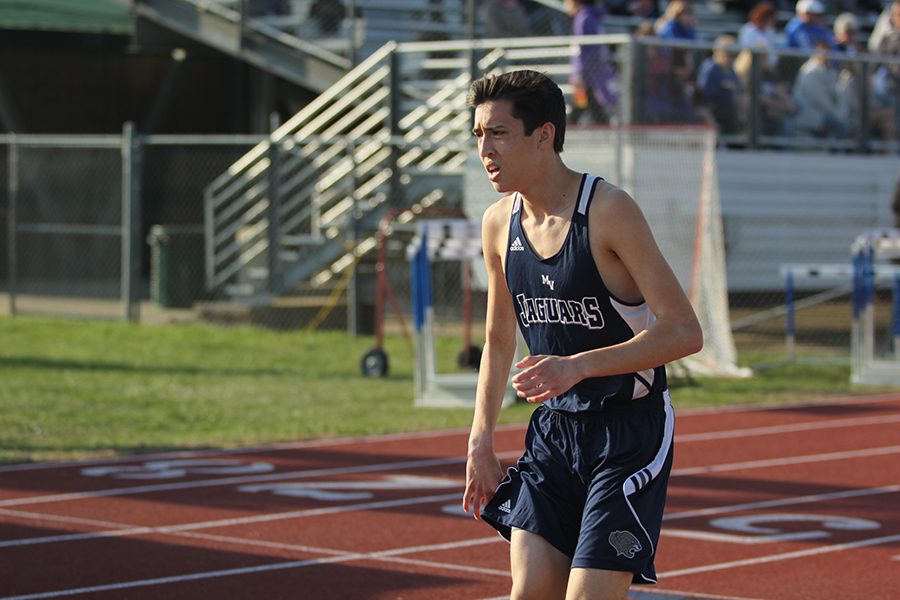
[195,0,821,308]
[140,0,899,316]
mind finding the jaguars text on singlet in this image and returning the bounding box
[504,173,667,412]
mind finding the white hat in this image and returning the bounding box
[833,12,858,35]
[796,0,826,14]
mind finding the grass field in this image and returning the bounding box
[0,315,890,464]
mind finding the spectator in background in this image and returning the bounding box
[868,0,899,54]
[785,0,835,50]
[876,0,900,139]
[483,0,532,38]
[697,35,744,135]
[634,20,699,123]
[565,0,620,124]
[655,0,697,105]
[656,0,697,41]
[792,41,845,139]
[832,12,867,136]
[833,12,861,54]
[738,1,780,69]
[734,46,798,137]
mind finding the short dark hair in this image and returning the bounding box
[466,70,566,153]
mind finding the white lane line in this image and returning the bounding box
[676,393,900,416]
[0,504,509,578]
[0,454,476,508]
[665,484,900,522]
[0,536,507,600]
[0,526,155,549]
[0,423,529,474]
[6,413,900,510]
[677,412,900,442]
[4,449,900,549]
[176,530,508,576]
[671,445,900,476]
[634,590,760,600]
[0,508,134,530]
[2,394,897,476]
[0,492,463,549]
[658,532,900,579]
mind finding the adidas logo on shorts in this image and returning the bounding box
[509,236,524,252]
[498,499,512,513]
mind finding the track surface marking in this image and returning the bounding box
[1,394,899,599]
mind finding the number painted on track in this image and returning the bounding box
[239,475,461,501]
[81,459,275,479]
[709,513,880,543]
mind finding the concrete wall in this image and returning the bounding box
[717,150,899,291]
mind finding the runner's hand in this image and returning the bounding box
[512,354,580,403]
[463,447,503,520]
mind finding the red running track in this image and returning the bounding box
[1,393,899,599]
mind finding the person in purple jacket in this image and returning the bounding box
[565,0,620,124]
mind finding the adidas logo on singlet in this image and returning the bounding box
[498,499,512,513]
[510,236,524,252]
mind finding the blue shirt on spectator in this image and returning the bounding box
[697,56,742,134]
[658,19,696,40]
[784,17,836,50]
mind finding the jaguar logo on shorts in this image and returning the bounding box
[608,530,642,558]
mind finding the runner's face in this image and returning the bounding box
[472,99,539,193]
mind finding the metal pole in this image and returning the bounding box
[348,0,358,66]
[267,112,282,296]
[893,272,900,361]
[466,0,476,39]
[864,244,876,365]
[785,269,795,360]
[748,51,760,149]
[121,122,141,322]
[857,61,869,154]
[347,138,358,336]
[622,38,638,127]
[851,249,861,379]
[7,134,17,315]
[238,0,247,50]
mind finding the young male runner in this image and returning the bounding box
[462,70,703,600]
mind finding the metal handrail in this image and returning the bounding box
[206,33,900,294]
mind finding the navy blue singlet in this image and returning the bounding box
[505,173,667,412]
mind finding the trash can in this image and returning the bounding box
[148,225,206,309]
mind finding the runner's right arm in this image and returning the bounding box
[463,198,518,520]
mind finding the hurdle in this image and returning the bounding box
[780,264,855,360]
[408,219,517,408]
[851,228,900,386]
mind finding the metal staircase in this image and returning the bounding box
[132,0,351,92]
[202,33,590,303]
[203,41,476,302]
[132,0,474,93]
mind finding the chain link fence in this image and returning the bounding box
[1,133,896,367]
[0,131,260,321]
[3,26,900,368]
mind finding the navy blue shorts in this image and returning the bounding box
[481,391,675,584]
